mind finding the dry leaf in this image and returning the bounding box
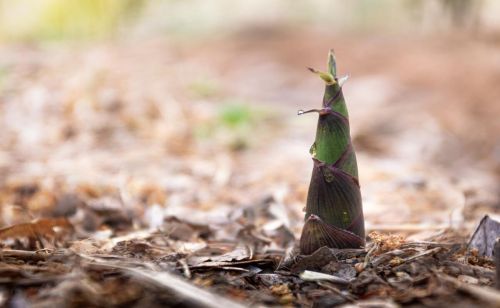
[0,217,74,247]
[468,215,500,257]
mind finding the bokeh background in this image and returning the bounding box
[0,0,499,237]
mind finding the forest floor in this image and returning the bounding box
[0,29,499,307]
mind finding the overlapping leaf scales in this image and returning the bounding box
[306,164,362,232]
[300,215,364,255]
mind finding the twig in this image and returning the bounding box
[402,247,441,263]
[400,241,461,248]
[188,258,273,270]
[371,249,406,267]
[179,258,191,279]
[220,267,249,272]
[371,246,442,268]
[363,243,378,268]
[437,273,500,305]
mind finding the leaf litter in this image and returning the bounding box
[0,186,496,307]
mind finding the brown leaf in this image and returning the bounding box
[188,244,250,267]
[468,215,500,257]
[0,217,74,246]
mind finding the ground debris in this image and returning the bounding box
[0,183,496,307]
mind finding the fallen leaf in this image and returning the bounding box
[468,215,500,257]
[0,218,74,248]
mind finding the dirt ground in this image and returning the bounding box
[0,29,499,307]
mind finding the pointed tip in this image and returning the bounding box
[327,49,337,77]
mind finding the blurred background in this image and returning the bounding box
[0,0,499,236]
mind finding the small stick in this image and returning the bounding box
[363,243,379,269]
[179,259,191,279]
[402,247,441,263]
[438,273,500,305]
[400,241,459,248]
